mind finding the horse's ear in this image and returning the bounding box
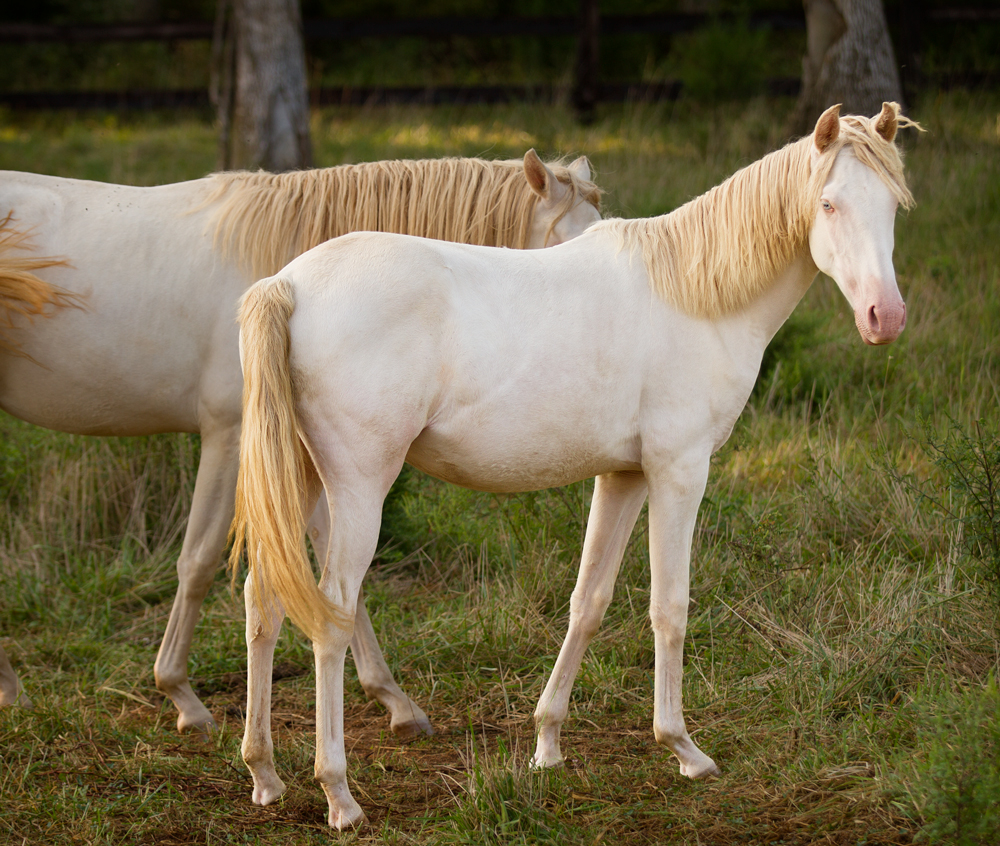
[568,155,592,182]
[523,149,553,199]
[813,104,841,153]
[875,101,899,142]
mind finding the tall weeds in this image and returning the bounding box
[0,419,198,622]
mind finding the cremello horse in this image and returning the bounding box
[0,151,602,731]
[231,103,916,828]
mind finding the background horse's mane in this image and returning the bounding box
[0,213,78,355]
[597,106,917,319]
[205,156,602,280]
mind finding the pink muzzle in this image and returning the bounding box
[857,298,906,345]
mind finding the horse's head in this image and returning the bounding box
[807,103,911,345]
[522,150,602,248]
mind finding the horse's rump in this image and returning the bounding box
[0,212,80,355]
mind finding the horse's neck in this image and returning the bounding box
[730,249,819,351]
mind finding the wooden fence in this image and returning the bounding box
[0,6,995,112]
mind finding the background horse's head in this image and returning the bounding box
[807,102,916,345]
[521,149,602,248]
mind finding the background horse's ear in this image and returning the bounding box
[523,149,555,200]
[875,102,899,142]
[568,155,592,182]
[814,104,841,153]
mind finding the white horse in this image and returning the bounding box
[231,103,917,828]
[0,151,602,731]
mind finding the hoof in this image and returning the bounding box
[529,752,565,770]
[323,783,366,830]
[251,775,287,806]
[330,807,367,831]
[391,715,434,741]
[0,690,32,708]
[680,757,720,779]
[177,709,218,736]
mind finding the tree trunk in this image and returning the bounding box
[211,0,312,172]
[790,0,903,135]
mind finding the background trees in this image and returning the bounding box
[212,0,312,171]
[791,0,904,135]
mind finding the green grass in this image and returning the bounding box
[1,91,999,844]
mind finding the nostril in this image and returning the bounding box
[867,304,880,333]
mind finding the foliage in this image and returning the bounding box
[0,0,810,96]
[901,680,1000,846]
[893,420,1000,621]
[669,15,770,103]
[923,422,1000,614]
[753,309,832,406]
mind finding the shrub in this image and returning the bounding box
[905,680,1000,846]
[671,16,769,103]
[920,421,1000,616]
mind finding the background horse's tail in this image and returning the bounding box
[229,276,351,642]
[0,213,79,354]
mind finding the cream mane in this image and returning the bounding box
[597,108,917,319]
[205,157,602,280]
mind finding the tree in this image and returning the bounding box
[790,0,904,135]
[212,0,312,172]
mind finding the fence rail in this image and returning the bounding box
[0,12,806,44]
[0,7,995,44]
[0,7,995,111]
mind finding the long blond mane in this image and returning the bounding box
[0,213,79,354]
[205,156,601,280]
[597,108,917,319]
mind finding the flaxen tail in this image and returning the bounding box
[229,276,351,642]
[0,212,80,354]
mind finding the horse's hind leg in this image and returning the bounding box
[312,471,400,830]
[308,492,432,739]
[241,458,324,810]
[531,471,648,768]
[352,586,432,738]
[154,422,240,733]
[241,574,287,806]
[0,642,31,707]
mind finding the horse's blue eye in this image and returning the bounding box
[822,200,833,212]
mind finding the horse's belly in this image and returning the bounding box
[0,359,202,435]
[0,292,240,436]
[405,426,641,493]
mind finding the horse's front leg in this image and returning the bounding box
[531,471,648,768]
[241,573,288,806]
[154,421,240,733]
[308,493,433,739]
[647,456,719,778]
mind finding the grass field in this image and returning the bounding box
[1,92,999,845]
